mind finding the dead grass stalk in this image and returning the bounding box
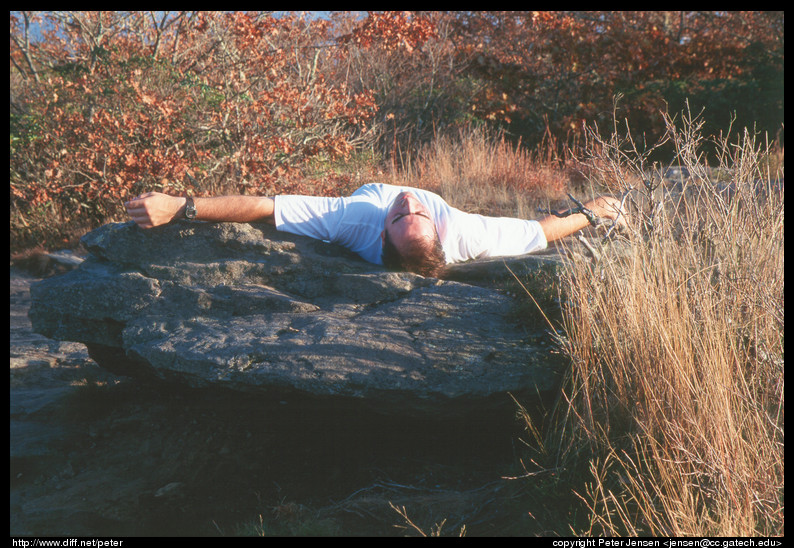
[553,109,784,536]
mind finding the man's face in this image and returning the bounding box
[381,191,437,250]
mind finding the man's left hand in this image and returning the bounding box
[125,192,187,229]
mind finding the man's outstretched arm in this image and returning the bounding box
[537,196,627,243]
[125,192,275,229]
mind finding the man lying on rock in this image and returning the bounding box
[125,183,626,278]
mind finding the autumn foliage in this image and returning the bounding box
[452,11,783,148]
[10,11,784,251]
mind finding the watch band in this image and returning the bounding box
[184,195,197,220]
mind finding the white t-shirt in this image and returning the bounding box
[273,183,547,265]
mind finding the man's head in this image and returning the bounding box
[381,191,446,278]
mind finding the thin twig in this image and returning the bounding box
[539,193,609,228]
[501,469,562,481]
[577,234,600,262]
[601,186,634,241]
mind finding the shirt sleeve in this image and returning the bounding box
[273,195,344,242]
[445,212,548,262]
[273,193,387,264]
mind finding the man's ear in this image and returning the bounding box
[380,229,386,246]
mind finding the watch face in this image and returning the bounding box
[185,197,197,219]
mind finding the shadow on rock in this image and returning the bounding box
[13,376,536,536]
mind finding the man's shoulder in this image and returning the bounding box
[352,182,397,194]
[354,183,443,200]
[350,183,403,203]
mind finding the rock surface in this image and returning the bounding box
[29,220,570,417]
[11,265,527,536]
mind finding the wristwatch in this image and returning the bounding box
[184,195,197,220]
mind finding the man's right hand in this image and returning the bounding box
[125,192,187,229]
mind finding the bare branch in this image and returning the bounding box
[538,193,611,229]
[10,12,42,82]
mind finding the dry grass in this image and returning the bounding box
[551,112,784,536]
[389,126,572,219]
[392,114,784,537]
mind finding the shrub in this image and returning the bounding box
[10,12,381,251]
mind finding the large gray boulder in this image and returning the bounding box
[29,220,570,418]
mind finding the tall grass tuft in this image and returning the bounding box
[553,111,784,536]
[392,126,571,219]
